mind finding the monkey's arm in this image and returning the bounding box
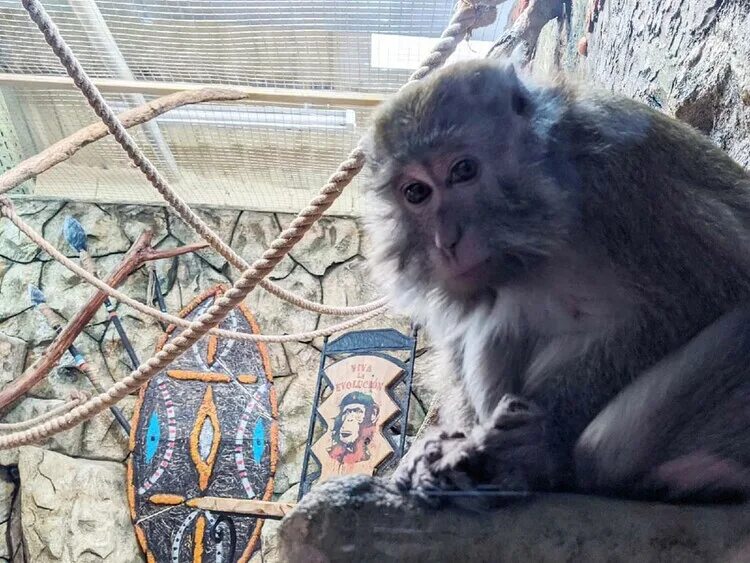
[392,356,479,499]
[392,393,552,507]
[574,304,750,501]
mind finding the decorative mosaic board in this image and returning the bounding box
[128,286,278,563]
[311,355,402,479]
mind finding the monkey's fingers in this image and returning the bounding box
[489,394,545,430]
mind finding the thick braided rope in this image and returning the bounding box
[0,0,501,448]
[0,149,364,449]
[0,392,88,432]
[20,0,382,317]
[405,0,502,83]
[0,198,384,342]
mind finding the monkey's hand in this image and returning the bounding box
[393,395,551,508]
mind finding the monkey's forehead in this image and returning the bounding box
[366,72,521,166]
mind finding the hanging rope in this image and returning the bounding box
[0,391,89,432]
[0,198,385,342]
[0,0,502,449]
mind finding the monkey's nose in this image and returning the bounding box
[434,223,462,254]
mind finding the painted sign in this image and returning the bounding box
[311,355,402,479]
[128,286,278,563]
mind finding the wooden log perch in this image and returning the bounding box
[0,232,209,412]
[185,497,297,520]
[0,88,249,194]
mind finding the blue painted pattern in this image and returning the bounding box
[144,411,161,464]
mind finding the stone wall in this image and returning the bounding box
[533,0,749,168]
[0,199,433,561]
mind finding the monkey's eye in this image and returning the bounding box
[449,158,479,184]
[402,182,432,205]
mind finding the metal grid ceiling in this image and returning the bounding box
[0,0,510,215]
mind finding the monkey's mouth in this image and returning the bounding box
[440,256,493,289]
[440,252,532,292]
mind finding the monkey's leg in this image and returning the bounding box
[575,305,750,501]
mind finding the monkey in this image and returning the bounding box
[359,58,750,506]
[328,391,380,465]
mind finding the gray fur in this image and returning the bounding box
[362,58,750,503]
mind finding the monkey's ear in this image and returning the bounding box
[511,84,530,116]
[472,60,532,118]
[503,62,532,117]
[359,130,384,169]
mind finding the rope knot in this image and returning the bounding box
[0,196,14,215]
[456,1,499,34]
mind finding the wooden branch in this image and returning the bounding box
[185,497,296,520]
[487,0,562,65]
[0,231,155,411]
[143,241,209,262]
[0,73,385,109]
[0,88,248,194]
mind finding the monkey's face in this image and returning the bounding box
[337,403,367,444]
[385,151,545,294]
[363,60,577,304]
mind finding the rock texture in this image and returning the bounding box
[533,0,750,168]
[0,468,16,562]
[17,447,142,562]
[280,475,750,562]
[0,333,26,390]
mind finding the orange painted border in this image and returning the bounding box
[206,335,218,366]
[167,370,231,383]
[127,284,280,563]
[189,386,222,491]
[149,494,185,506]
[193,514,206,563]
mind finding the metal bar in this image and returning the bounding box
[0,73,386,109]
[52,325,130,433]
[104,299,140,368]
[67,0,179,175]
[298,335,330,501]
[78,248,140,369]
[399,325,420,458]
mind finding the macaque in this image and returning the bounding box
[360,58,750,505]
[328,392,380,465]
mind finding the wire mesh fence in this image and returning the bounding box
[0,0,510,214]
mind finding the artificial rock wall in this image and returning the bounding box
[0,199,432,562]
[533,0,749,169]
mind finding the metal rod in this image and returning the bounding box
[298,335,330,501]
[0,73,385,108]
[399,325,420,458]
[77,246,140,370]
[103,298,140,368]
[148,263,169,331]
[31,295,131,434]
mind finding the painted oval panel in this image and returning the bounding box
[128,285,279,563]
